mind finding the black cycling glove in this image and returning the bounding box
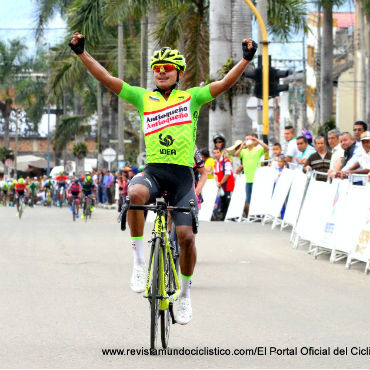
[242,40,258,61]
[69,36,85,55]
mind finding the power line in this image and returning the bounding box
[0,28,66,31]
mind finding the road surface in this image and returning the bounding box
[1,205,369,368]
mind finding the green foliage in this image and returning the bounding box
[72,142,89,159]
[316,117,336,136]
[0,147,14,162]
[53,115,89,153]
[154,0,209,89]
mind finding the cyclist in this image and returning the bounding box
[68,179,82,218]
[56,170,68,206]
[0,179,9,206]
[42,177,54,205]
[69,32,257,324]
[28,177,38,206]
[15,178,28,216]
[9,179,17,207]
[81,175,96,219]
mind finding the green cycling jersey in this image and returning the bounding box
[118,82,214,167]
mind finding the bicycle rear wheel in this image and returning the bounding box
[150,238,161,350]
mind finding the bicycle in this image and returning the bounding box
[118,196,198,350]
[83,195,93,221]
[18,194,25,219]
[71,197,78,221]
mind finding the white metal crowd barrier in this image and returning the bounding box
[245,167,370,274]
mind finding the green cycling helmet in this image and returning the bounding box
[150,47,186,72]
[86,175,92,181]
[18,178,25,184]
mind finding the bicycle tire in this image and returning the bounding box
[150,238,161,350]
[72,201,76,222]
[161,248,171,348]
[19,198,23,219]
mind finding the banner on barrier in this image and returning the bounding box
[295,179,333,243]
[267,168,294,218]
[350,216,370,262]
[225,174,246,221]
[198,179,218,222]
[331,182,368,254]
[248,167,276,218]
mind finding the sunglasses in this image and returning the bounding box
[153,64,178,73]
[215,140,224,143]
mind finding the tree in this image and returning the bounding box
[360,0,370,125]
[319,0,346,125]
[0,39,28,149]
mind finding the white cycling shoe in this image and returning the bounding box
[174,297,192,325]
[130,264,147,293]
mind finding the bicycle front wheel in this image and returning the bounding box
[72,201,76,221]
[150,238,161,350]
[160,248,171,349]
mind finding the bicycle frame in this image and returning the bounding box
[144,212,181,311]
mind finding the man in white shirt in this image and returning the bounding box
[284,126,299,164]
[328,129,344,170]
[342,131,370,176]
[353,121,368,150]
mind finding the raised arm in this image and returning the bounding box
[209,39,257,98]
[69,33,123,95]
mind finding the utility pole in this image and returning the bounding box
[140,15,148,154]
[118,23,124,165]
[302,34,307,129]
[256,0,268,139]
[316,2,321,126]
[96,82,103,169]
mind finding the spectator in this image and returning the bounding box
[234,135,269,217]
[128,168,137,181]
[213,147,235,221]
[341,131,370,177]
[117,170,129,211]
[200,148,215,179]
[296,136,316,166]
[327,129,344,170]
[301,129,313,145]
[213,133,227,157]
[275,156,286,180]
[284,126,299,164]
[274,156,287,219]
[329,132,363,180]
[270,142,284,168]
[304,136,332,181]
[97,170,106,204]
[353,121,368,149]
[104,169,114,205]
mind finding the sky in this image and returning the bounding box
[0,0,66,56]
[0,0,355,135]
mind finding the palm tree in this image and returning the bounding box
[360,0,370,124]
[319,0,346,125]
[231,0,252,143]
[0,39,28,149]
[209,0,232,146]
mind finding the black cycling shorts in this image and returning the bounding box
[129,163,196,226]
